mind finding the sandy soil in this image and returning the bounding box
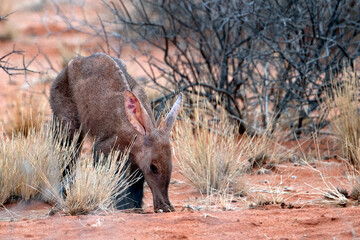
[2,205,360,239]
[1,1,360,239]
[1,160,360,239]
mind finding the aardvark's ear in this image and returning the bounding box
[159,93,183,136]
[124,90,153,135]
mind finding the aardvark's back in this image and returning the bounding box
[50,53,155,141]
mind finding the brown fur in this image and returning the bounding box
[50,53,182,212]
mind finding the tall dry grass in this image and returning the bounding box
[172,100,252,196]
[61,148,135,215]
[326,66,360,169]
[323,66,360,202]
[0,124,69,205]
[2,92,48,137]
[247,121,289,169]
[0,121,134,215]
[171,95,288,210]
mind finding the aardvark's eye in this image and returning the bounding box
[150,164,158,174]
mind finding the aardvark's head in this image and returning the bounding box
[124,90,182,212]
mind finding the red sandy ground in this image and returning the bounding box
[1,1,360,239]
[1,160,360,239]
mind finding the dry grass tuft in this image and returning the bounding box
[247,127,289,169]
[2,92,48,137]
[326,66,360,169]
[0,123,67,205]
[172,95,288,211]
[60,148,134,215]
[294,136,350,206]
[346,172,360,200]
[248,193,274,208]
[247,177,289,209]
[324,65,360,207]
[0,144,17,205]
[302,161,349,206]
[0,122,134,215]
[172,99,251,196]
[350,180,360,200]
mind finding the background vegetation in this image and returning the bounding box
[52,0,360,137]
[0,0,360,215]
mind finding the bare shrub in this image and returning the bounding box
[0,12,38,83]
[0,48,38,83]
[50,0,360,136]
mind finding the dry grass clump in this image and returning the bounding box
[248,193,277,208]
[350,179,360,200]
[345,171,360,201]
[172,100,251,196]
[60,148,134,215]
[326,66,360,169]
[247,176,291,209]
[171,95,291,210]
[2,92,48,137]
[0,124,68,205]
[247,128,289,170]
[0,122,134,215]
[0,144,17,205]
